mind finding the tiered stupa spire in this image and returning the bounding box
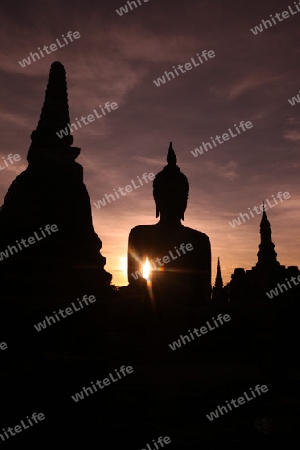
[28,61,79,163]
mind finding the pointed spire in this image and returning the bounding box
[260,201,270,227]
[214,257,223,289]
[28,61,80,163]
[256,205,279,268]
[217,257,221,274]
[260,202,271,233]
[167,142,177,167]
[212,257,226,302]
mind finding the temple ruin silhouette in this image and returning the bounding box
[0,61,112,302]
[0,61,298,319]
[226,206,300,304]
[0,61,299,448]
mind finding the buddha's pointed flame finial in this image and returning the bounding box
[167,142,177,167]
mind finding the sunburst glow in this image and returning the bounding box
[142,257,151,280]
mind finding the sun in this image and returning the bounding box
[142,258,151,280]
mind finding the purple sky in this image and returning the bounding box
[0,0,299,286]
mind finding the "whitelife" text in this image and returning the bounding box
[191,121,253,157]
[18,31,81,68]
[153,50,215,87]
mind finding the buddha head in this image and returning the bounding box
[153,143,189,221]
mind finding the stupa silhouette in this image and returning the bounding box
[0,62,112,299]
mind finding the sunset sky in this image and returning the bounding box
[0,0,299,286]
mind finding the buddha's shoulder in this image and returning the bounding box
[129,225,210,241]
[129,225,156,237]
[183,226,210,242]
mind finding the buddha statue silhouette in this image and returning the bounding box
[127,143,211,326]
